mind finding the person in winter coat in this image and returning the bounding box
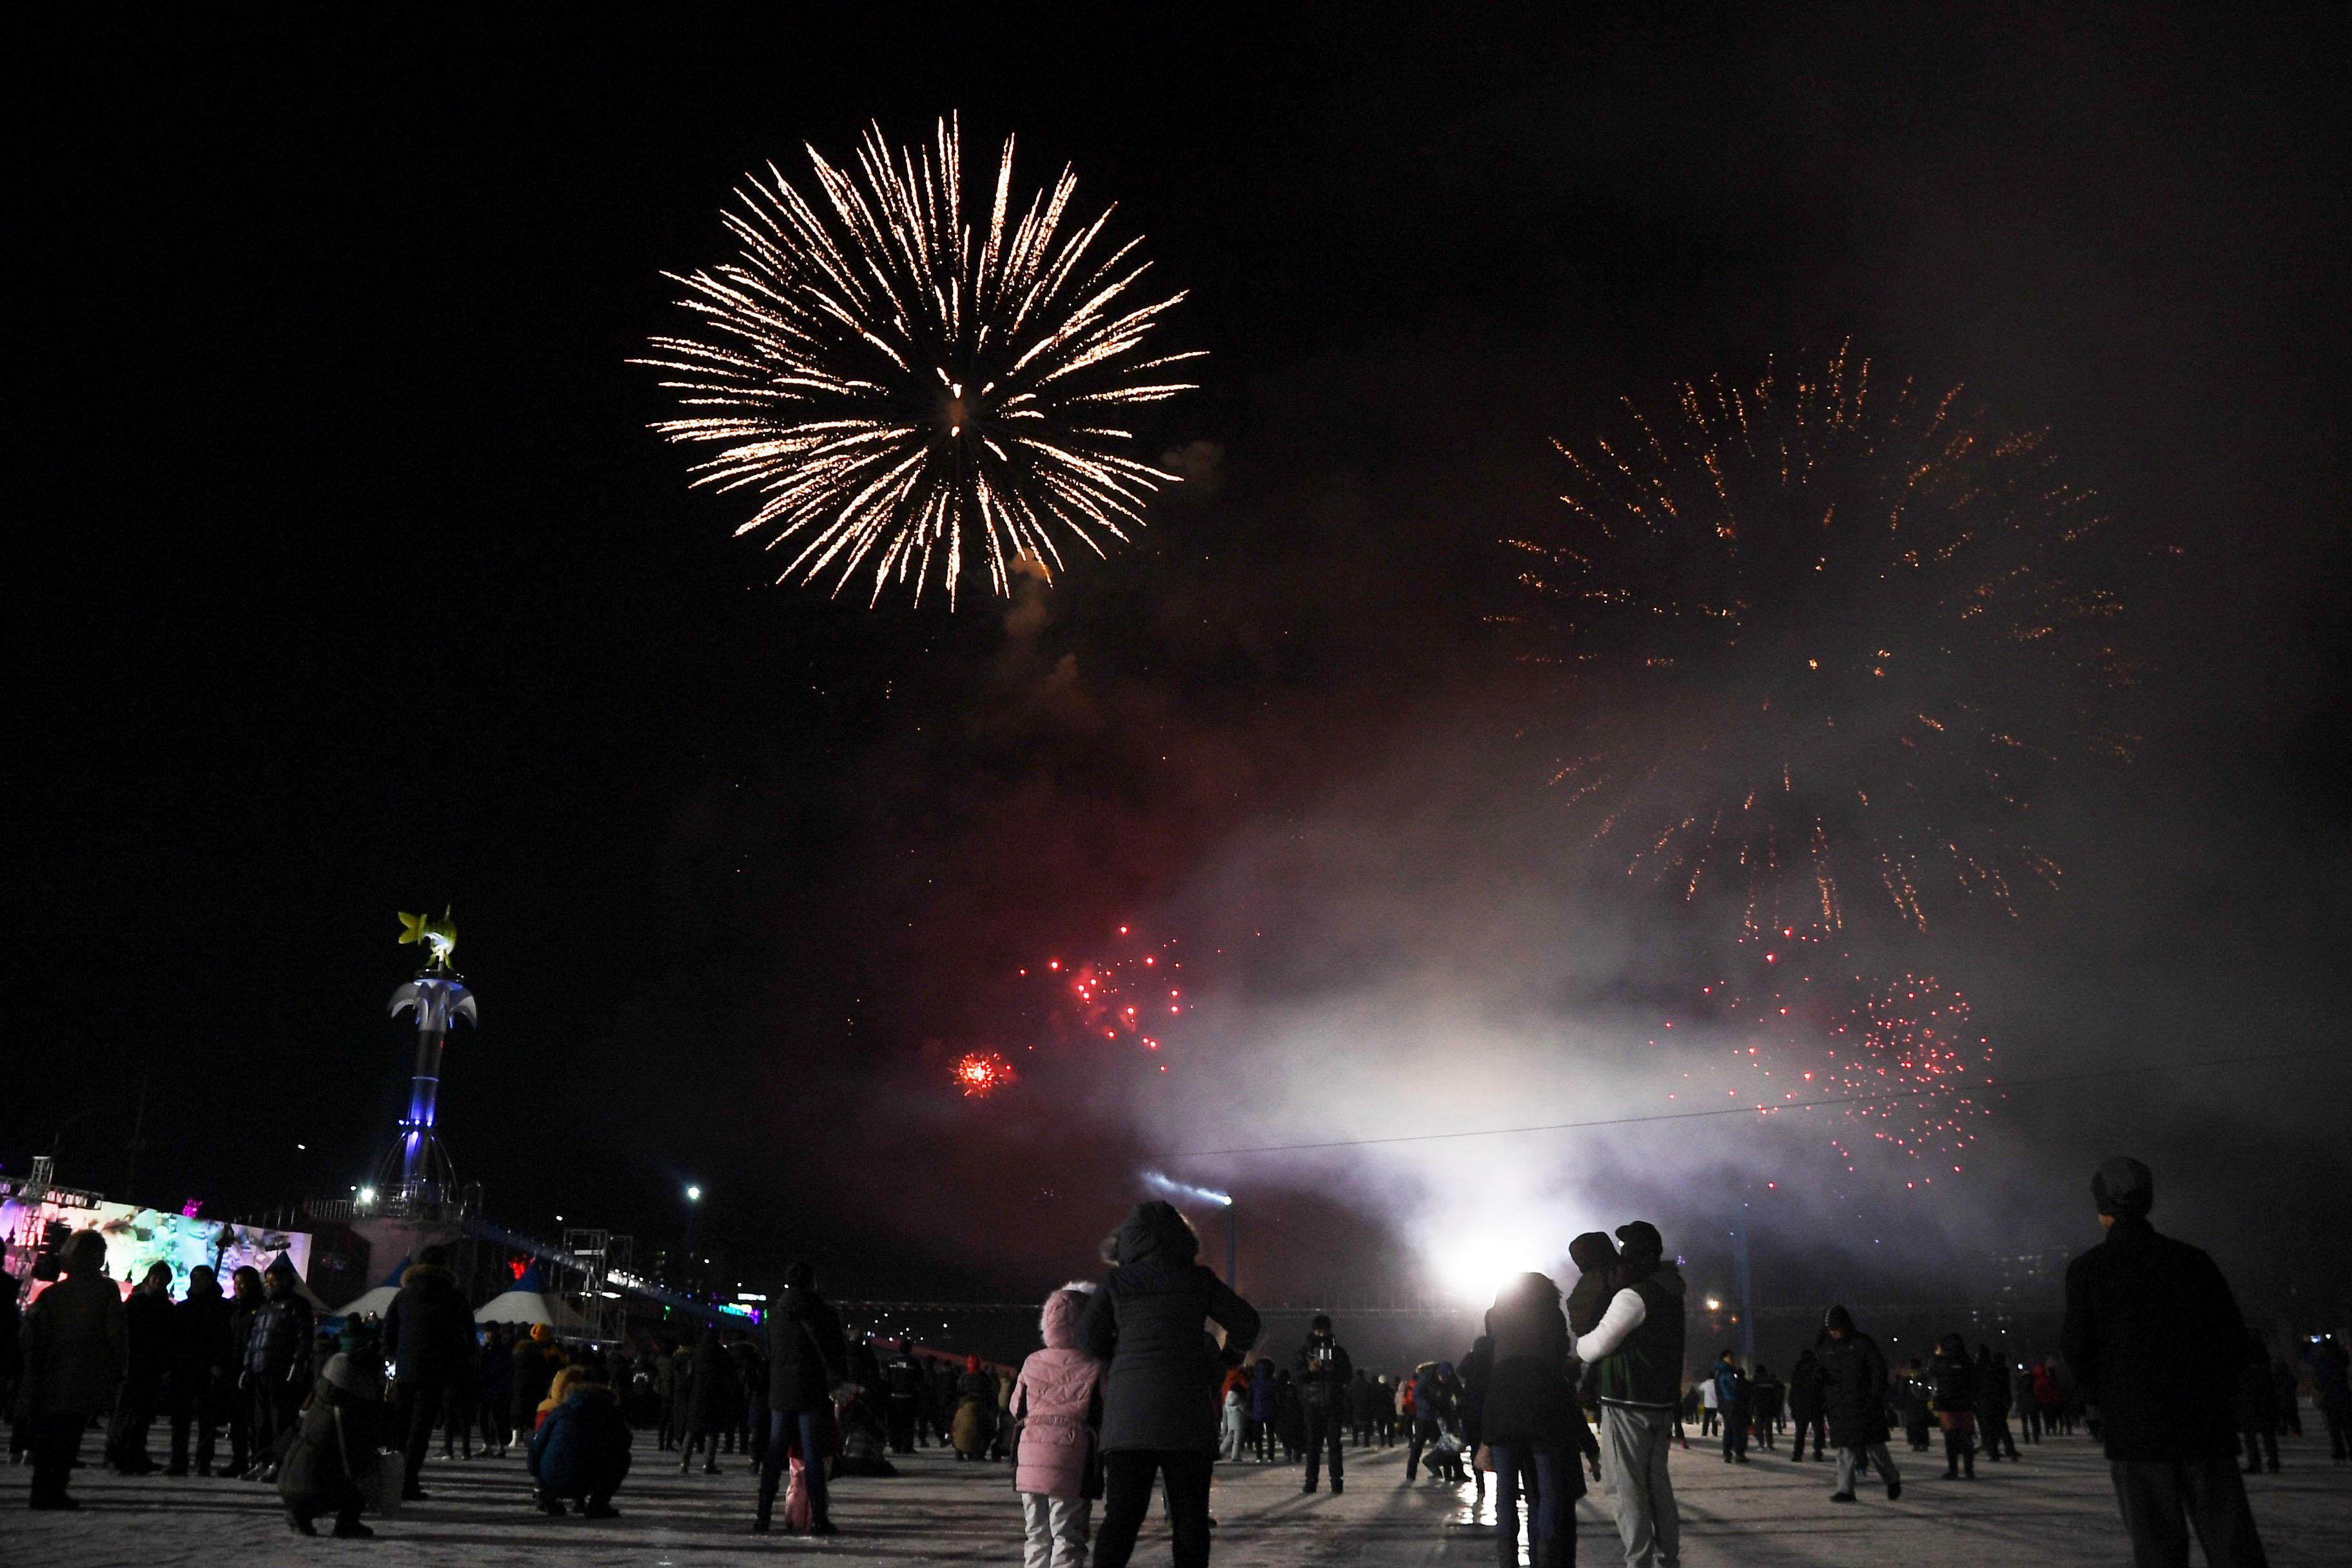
[247,1252,316,1476]
[1899,1360,1934,1451]
[1293,1315,1353,1494]
[17,1230,126,1509]
[678,1324,734,1475]
[954,1355,997,1458]
[757,1261,850,1536]
[1928,1333,1977,1479]
[884,1339,926,1453]
[108,1261,177,1473]
[1573,1220,1687,1568]
[529,1369,632,1518]
[2309,1335,2350,1463]
[1248,1358,1276,1460]
[1565,1232,1622,1337]
[1348,1369,1380,1449]
[1974,1344,2018,1462]
[1787,1349,1828,1462]
[277,1351,387,1538]
[1714,1351,1750,1464]
[225,1265,263,1475]
[1404,1362,1444,1480]
[1219,1357,1248,1460]
[512,1325,558,1446]
[1472,1272,1600,1568]
[1015,1283,1107,1568]
[2060,1157,2266,1566]
[1075,1200,1260,1568]
[1816,1305,1901,1504]
[2236,1334,2279,1475]
[478,1326,514,1456]
[1750,1363,1785,1451]
[382,1245,475,1500]
[169,1263,235,1475]
[2268,1359,2300,1441]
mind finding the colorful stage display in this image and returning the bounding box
[0,1180,310,1302]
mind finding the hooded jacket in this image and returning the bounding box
[2059,1214,2249,1460]
[1015,1285,1106,1498]
[1075,1201,1261,1453]
[382,1262,475,1381]
[248,1258,315,1384]
[1928,1337,1975,1414]
[174,1275,235,1382]
[531,1378,633,1497]
[1293,1328,1353,1406]
[277,1355,385,1517]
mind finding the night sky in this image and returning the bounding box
[15,9,2351,1321]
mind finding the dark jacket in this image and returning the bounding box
[1816,1331,1892,1447]
[1075,1202,1260,1453]
[480,1332,514,1410]
[1787,1350,1825,1419]
[382,1263,475,1380]
[17,1269,126,1417]
[1474,1275,1594,1477]
[1293,1331,1353,1406]
[530,1380,633,1498]
[1928,1340,1975,1415]
[1589,1264,1687,1409]
[2059,1215,2247,1462]
[766,1284,849,1413]
[123,1284,179,1386]
[687,1329,735,1427]
[174,1279,236,1384]
[1974,1351,2012,1417]
[511,1337,556,1423]
[248,1284,315,1385]
[278,1369,386,1518]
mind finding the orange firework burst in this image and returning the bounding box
[1509,342,2129,934]
[638,115,1200,607]
[952,1050,1016,1098]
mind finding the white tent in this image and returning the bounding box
[474,1287,598,1338]
[333,1284,402,1320]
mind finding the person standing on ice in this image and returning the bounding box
[1569,1220,1685,1568]
[1014,1282,1106,1568]
[1076,1200,1260,1568]
[1294,1315,1352,1494]
[1816,1305,1901,1504]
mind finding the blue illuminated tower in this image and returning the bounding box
[377,910,477,1205]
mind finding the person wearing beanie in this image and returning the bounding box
[1816,1304,1901,1504]
[1293,1313,1353,1495]
[1569,1219,1687,1568]
[2061,1157,2267,1566]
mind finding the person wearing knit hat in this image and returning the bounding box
[2061,1157,2267,1567]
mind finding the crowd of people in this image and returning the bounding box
[5,1159,2347,1568]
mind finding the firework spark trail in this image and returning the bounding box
[1667,930,1997,1181]
[1509,342,2129,933]
[638,115,1200,607]
[1021,923,1188,1073]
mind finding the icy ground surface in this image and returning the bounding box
[5,1427,2349,1566]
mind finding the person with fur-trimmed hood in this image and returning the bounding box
[1015,1282,1106,1568]
[529,1364,632,1518]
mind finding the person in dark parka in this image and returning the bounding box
[1787,1348,1828,1462]
[17,1230,126,1510]
[511,1326,558,1441]
[1928,1333,1977,1479]
[1076,1201,1260,1568]
[278,1351,387,1537]
[381,1244,475,1500]
[529,1370,632,1517]
[2236,1334,2279,1476]
[756,1262,849,1536]
[2061,1157,2267,1567]
[1293,1315,1353,1494]
[478,1325,514,1455]
[678,1324,733,1474]
[170,1264,236,1475]
[109,1261,177,1473]
[1975,1344,2018,1462]
[1472,1272,1600,1568]
[1816,1305,1900,1503]
[246,1253,315,1476]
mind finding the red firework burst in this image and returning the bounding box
[952,1050,1016,1098]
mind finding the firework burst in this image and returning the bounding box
[1511,343,2128,932]
[638,115,1200,607]
[952,1049,1017,1098]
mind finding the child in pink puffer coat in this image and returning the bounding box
[1014,1282,1106,1568]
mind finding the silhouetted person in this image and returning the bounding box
[2061,1157,2266,1567]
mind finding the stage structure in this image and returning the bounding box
[373,908,477,1211]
